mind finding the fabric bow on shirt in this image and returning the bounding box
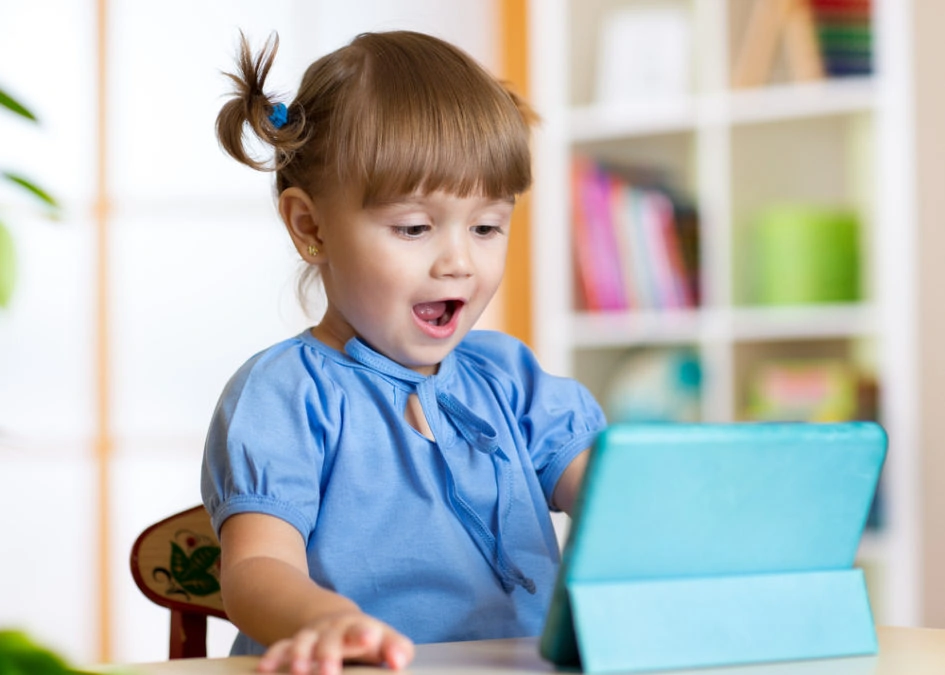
[345,337,536,594]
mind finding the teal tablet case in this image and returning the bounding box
[540,422,886,673]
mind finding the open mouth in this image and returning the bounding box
[414,299,463,327]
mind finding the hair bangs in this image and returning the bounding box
[330,33,533,205]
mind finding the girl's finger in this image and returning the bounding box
[311,626,348,675]
[340,622,386,662]
[381,631,415,670]
[288,628,320,675]
[257,639,293,673]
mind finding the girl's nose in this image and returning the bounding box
[433,234,473,278]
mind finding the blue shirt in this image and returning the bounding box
[201,329,605,654]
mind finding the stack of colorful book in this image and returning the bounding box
[570,156,699,312]
[731,0,872,88]
[812,0,872,76]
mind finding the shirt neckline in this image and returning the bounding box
[295,328,457,383]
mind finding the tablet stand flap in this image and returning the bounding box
[568,568,877,674]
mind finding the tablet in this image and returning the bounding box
[540,421,887,668]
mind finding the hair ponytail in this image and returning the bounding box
[215,31,307,172]
[218,29,536,203]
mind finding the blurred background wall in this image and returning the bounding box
[0,0,501,664]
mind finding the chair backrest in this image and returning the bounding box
[130,505,228,659]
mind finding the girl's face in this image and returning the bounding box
[313,188,513,375]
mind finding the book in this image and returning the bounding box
[627,186,657,309]
[811,0,871,14]
[672,202,701,306]
[784,0,827,82]
[590,165,629,311]
[570,157,600,311]
[571,157,627,311]
[658,193,695,308]
[608,180,640,309]
[732,0,840,88]
[641,190,682,309]
[813,0,873,76]
[570,158,700,313]
[731,0,795,88]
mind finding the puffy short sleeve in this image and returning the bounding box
[201,343,330,540]
[461,332,607,507]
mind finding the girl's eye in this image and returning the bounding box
[394,224,429,237]
[473,224,503,237]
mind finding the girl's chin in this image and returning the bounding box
[396,339,468,375]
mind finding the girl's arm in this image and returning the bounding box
[551,449,590,516]
[219,512,414,675]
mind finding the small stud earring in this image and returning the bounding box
[307,244,319,257]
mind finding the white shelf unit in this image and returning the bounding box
[528,0,920,626]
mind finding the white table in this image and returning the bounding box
[94,626,945,675]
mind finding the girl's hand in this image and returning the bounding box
[256,611,415,675]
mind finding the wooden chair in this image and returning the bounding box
[130,505,228,659]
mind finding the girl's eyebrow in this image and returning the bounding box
[368,195,517,210]
[480,196,517,206]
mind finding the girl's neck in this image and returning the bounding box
[309,322,349,352]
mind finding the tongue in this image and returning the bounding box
[414,301,448,322]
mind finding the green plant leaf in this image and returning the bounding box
[0,87,37,122]
[0,630,71,674]
[0,221,16,308]
[2,172,59,210]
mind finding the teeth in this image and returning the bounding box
[437,301,454,326]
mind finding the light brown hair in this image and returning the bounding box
[216,30,537,205]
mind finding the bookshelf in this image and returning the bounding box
[528,0,923,626]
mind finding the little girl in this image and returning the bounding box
[201,30,605,675]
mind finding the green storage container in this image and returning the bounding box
[753,205,860,305]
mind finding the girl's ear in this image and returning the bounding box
[279,187,325,263]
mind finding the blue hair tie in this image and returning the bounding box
[268,102,288,129]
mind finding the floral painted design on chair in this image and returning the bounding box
[151,529,222,600]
